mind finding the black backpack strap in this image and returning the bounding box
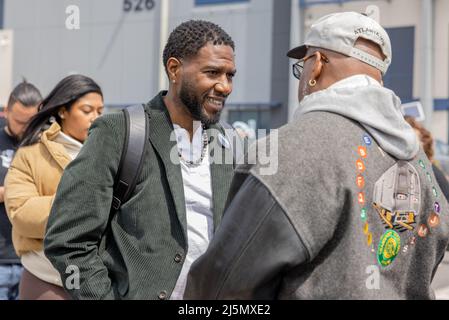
[219,120,245,166]
[112,104,149,211]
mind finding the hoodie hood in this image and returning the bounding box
[294,75,419,160]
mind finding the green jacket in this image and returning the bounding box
[44,92,236,300]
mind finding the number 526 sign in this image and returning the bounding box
[123,0,155,12]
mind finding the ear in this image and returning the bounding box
[310,51,324,83]
[166,57,182,83]
[59,106,68,119]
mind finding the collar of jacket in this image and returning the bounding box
[144,91,234,234]
[40,122,72,170]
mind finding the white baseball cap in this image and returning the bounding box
[287,12,392,75]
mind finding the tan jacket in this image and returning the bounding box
[4,122,71,256]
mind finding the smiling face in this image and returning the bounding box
[176,43,236,126]
[59,92,104,143]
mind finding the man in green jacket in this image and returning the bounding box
[44,20,239,300]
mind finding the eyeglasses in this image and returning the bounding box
[292,52,329,80]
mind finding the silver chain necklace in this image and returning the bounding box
[178,126,208,167]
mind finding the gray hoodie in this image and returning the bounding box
[295,75,419,161]
[184,74,449,299]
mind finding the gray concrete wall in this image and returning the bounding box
[0,30,13,107]
[0,0,4,29]
[269,0,291,128]
[299,0,449,143]
[3,0,288,128]
[169,0,274,105]
[4,0,160,106]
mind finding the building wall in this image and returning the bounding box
[269,0,292,127]
[302,0,422,97]
[4,0,160,105]
[433,0,449,143]
[169,0,291,128]
[177,0,274,104]
[0,0,4,29]
[0,29,13,107]
[3,0,290,128]
[299,0,449,142]
[434,0,449,100]
[5,0,446,134]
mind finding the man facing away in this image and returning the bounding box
[185,12,449,300]
[44,20,240,300]
[0,81,41,300]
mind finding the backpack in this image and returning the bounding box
[111,104,149,212]
[111,104,244,212]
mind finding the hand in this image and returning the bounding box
[0,186,4,204]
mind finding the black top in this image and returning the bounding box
[0,127,20,264]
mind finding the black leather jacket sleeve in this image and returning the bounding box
[184,174,310,300]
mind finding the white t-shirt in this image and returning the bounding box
[170,123,214,300]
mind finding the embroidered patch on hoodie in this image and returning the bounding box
[372,161,421,233]
[354,133,443,268]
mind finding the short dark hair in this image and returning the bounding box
[7,79,42,110]
[163,20,235,75]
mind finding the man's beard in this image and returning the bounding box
[179,80,224,127]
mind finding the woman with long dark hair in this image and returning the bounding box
[4,74,104,300]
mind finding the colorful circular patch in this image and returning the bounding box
[356,175,365,189]
[363,222,369,235]
[358,192,366,205]
[434,202,441,213]
[428,213,440,228]
[377,230,401,267]
[356,159,366,173]
[419,160,426,169]
[433,187,438,198]
[363,134,372,146]
[367,233,373,246]
[418,224,429,238]
[358,146,368,158]
[361,208,367,221]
